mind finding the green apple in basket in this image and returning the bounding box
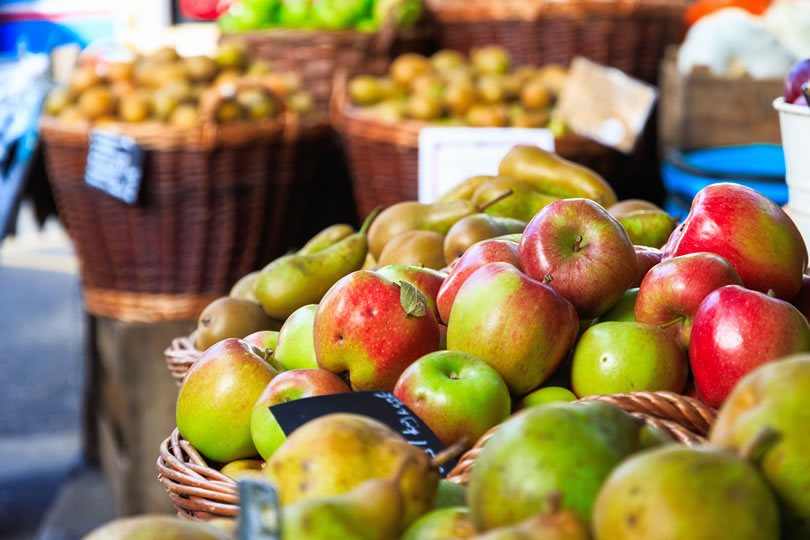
[218,0,279,31]
[312,0,371,29]
[279,0,312,26]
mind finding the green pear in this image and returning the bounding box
[230,271,260,302]
[377,230,447,270]
[256,210,377,319]
[468,401,670,530]
[265,413,439,527]
[84,515,231,539]
[444,214,526,264]
[617,210,678,249]
[592,445,780,540]
[299,223,355,255]
[711,354,810,538]
[435,480,467,509]
[472,177,559,222]
[439,175,496,202]
[368,200,477,259]
[275,305,318,370]
[598,288,638,322]
[402,507,477,540]
[219,458,264,481]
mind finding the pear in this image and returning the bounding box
[195,296,281,351]
[498,146,617,207]
[377,230,447,270]
[84,515,230,539]
[474,497,590,539]
[468,401,671,530]
[444,214,527,264]
[435,479,467,509]
[617,210,678,249]
[592,445,780,540]
[265,413,439,527]
[230,271,260,302]
[402,506,477,540]
[472,177,558,222]
[299,223,355,254]
[439,175,495,202]
[368,200,478,259]
[256,210,377,319]
[219,458,264,481]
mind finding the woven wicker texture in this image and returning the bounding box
[157,391,714,519]
[425,0,687,84]
[165,333,203,385]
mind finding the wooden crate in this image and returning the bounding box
[658,46,784,150]
[90,316,195,516]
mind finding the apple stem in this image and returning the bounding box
[430,440,467,468]
[544,274,553,284]
[573,235,583,252]
[739,425,781,463]
[546,491,563,514]
[767,289,777,298]
[449,371,459,380]
[478,189,513,212]
[359,206,382,235]
[657,318,683,330]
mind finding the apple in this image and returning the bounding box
[785,58,810,103]
[571,321,688,397]
[631,245,663,288]
[634,253,743,349]
[662,183,808,300]
[518,198,638,319]
[377,265,446,320]
[243,330,279,352]
[275,305,318,370]
[598,288,638,322]
[792,274,810,320]
[176,338,278,462]
[393,350,511,449]
[436,239,520,324]
[689,285,810,407]
[313,271,441,391]
[220,459,264,481]
[251,369,350,460]
[446,262,579,395]
[519,386,576,408]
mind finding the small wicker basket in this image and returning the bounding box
[165,333,203,386]
[156,391,715,520]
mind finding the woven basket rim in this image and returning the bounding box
[425,0,688,21]
[165,333,203,386]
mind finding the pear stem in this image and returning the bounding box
[572,235,583,252]
[657,317,683,330]
[739,425,781,463]
[478,189,514,212]
[359,206,382,235]
[544,274,553,284]
[431,440,467,468]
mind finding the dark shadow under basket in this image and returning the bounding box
[156,391,715,520]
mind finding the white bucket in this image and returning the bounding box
[774,97,810,252]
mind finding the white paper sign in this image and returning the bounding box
[418,128,555,203]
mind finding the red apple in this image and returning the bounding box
[518,198,638,319]
[251,369,350,460]
[436,239,520,324]
[634,252,744,348]
[785,58,810,103]
[393,350,511,449]
[631,245,663,288]
[689,285,810,407]
[445,262,579,395]
[662,183,808,300]
[376,265,446,320]
[313,271,441,391]
[792,275,810,320]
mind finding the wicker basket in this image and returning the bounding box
[424,0,687,84]
[165,333,202,386]
[156,391,715,520]
[331,72,621,219]
[41,82,310,322]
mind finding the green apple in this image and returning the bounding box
[520,386,576,408]
[275,305,318,370]
[220,459,264,481]
[393,350,511,448]
[176,338,278,462]
[251,369,350,460]
[243,330,279,353]
[571,322,688,397]
[598,288,638,322]
[401,507,476,540]
[435,480,467,509]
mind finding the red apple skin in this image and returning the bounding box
[519,198,638,319]
[631,246,663,288]
[791,275,810,321]
[313,271,441,391]
[662,183,808,300]
[376,265,446,320]
[436,239,520,324]
[635,253,744,349]
[689,285,810,408]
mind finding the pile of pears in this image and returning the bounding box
[348,46,569,129]
[43,42,315,128]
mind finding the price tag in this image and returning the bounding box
[84,130,144,204]
[269,390,456,476]
[418,127,555,203]
[556,57,658,154]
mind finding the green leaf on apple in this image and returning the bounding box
[398,280,427,317]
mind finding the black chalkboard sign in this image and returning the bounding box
[84,130,143,204]
[270,390,456,476]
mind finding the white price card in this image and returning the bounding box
[417,127,555,203]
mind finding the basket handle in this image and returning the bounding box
[371,7,399,58]
[329,68,351,134]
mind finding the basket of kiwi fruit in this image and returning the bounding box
[332,47,619,219]
[39,43,323,322]
[423,0,687,85]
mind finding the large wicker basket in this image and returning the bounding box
[156,391,715,520]
[424,0,687,84]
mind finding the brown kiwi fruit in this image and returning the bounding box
[77,86,116,120]
[195,296,281,351]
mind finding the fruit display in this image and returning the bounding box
[42,42,315,127]
[218,0,423,33]
[347,47,572,129]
